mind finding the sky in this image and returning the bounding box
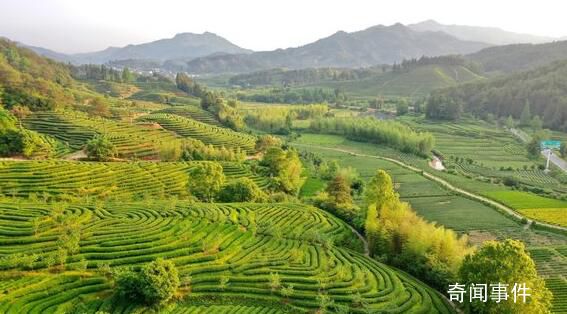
[0,0,566,54]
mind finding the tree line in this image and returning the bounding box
[310,117,435,156]
[245,104,329,134]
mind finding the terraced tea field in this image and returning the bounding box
[156,106,223,126]
[24,111,182,159]
[0,201,453,313]
[0,161,269,200]
[139,113,256,153]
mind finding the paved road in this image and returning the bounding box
[509,128,567,172]
[293,143,567,234]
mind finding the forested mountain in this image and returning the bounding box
[27,32,251,64]
[172,23,490,74]
[0,38,76,110]
[409,20,555,45]
[466,40,567,74]
[428,59,567,130]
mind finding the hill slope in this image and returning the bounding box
[175,23,490,74]
[228,57,484,97]
[466,40,567,74]
[431,59,567,130]
[409,19,555,45]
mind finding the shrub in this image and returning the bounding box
[115,258,180,305]
[218,178,266,202]
[85,135,117,161]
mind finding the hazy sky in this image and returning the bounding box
[1,0,566,54]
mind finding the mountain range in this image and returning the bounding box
[170,23,490,74]
[22,32,251,65]
[408,20,555,45]
[16,20,565,75]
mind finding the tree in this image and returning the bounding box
[261,147,304,194]
[10,105,31,127]
[396,100,409,116]
[364,170,398,208]
[560,141,567,158]
[85,135,117,161]
[520,100,531,126]
[115,258,180,305]
[530,115,543,131]
[218,178,265,202]
[325,175,352,206]
[255,135,282,153]
[187,162,225,201]
[505,115,515,129]
[526,133,543,159]
[121,67,134,82]
[459,240,552,314]
[89,98,111,118]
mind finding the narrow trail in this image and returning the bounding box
[346,223,369,257]
[294,143,567,234]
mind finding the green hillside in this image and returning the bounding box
[313,64,483,97]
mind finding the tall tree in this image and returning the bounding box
[520,100,532,127]
[187,162,225,201]
[325,175,353,206]
[364,169,398,208]
[460,239,552,314]
[261,147,304,194]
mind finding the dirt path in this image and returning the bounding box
[345,223,369,257]
[293,143,567,234]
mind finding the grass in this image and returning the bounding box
[0,200,453,313]
[484,191,567,209]
[299,176,326,197]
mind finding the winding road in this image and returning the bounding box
[294,143,567,234]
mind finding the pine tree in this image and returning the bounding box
[520,100,531,126]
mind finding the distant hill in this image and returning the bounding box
[467,40,567,74]
[26,32,251,65]
[173,23,490,74]
[409,20,555,45]
[228,56,484,97]
[430,59,567,130]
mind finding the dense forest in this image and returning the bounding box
[427,59,567,130]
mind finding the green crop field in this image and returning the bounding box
[0,201,453,313]
[484,191,567,209]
